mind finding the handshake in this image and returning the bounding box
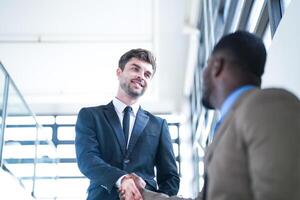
[119,173,146,200]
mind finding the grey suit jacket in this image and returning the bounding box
[143,88,300,200]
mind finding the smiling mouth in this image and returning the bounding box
[131,79,144,88]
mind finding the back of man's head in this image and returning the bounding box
[212,31,266,79]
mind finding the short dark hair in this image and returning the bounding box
[118,48,157,75]
[212,31,266,78]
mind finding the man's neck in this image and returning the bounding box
[216,82,242,110]
[116,94,138,106]
[219,85,257,117]
[116,86,142,105]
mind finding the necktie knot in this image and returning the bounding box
[124,106,132,114]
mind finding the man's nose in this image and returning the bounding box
[136,71,144,79]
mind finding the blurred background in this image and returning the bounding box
[0,0,299,199]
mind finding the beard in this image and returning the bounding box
[120,80,145,98]
[201,96,214,109]
[201,84,215,109]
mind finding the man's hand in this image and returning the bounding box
[129,173,146,190]
[119,174,146,200]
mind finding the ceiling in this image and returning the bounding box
[0,0,200,115]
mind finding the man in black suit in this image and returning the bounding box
[75,48,180,200]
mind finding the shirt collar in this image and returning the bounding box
[112,97,140,116]
[220,85,257,119]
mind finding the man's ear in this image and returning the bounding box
[116,67,122,77]
[212,57,224,77]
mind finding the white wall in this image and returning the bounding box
[0,0,189,114]
[263,0,300,97]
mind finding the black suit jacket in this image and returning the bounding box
[75,102,180,199]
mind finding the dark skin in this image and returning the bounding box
[201,50,261,110]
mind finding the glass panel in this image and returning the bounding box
[5,127,52,141]
[36,115,55,125]
[35,163,57,177]
[172,143,179,157]
[169,125,178,140]
[5,163,56,178]
[57,126,75,141]
[5,82,30,116]
[156,114,181,123]
[35,129,58,199]
[281,0,292,14]
[4,144,35,159]
[198,162,204,176]
[55,178,89,199]
[2,81,36,193]
[263,22,272,50]
[199,177,205,192]
[57,144,76,158]
[0,63,58,199]
[230,0,246,31]
[56,115,77,124]
[6,163,35,177]
[29,179,57,199]
[223,0,232,21]
[34,178,89,199]
[57,163,83,177]
[5,116,36,125]
[211,0,221,17]
[246,0,266,32]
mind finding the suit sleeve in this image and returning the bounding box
[155,119,180,196]
[239,91,300,200]
[75,108,127,192]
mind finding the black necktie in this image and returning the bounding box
[123,106,132,147]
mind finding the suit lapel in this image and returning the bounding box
[203,89,257,198]
[103,102,126,155]
[127,107,149,156]
[205,89,256,164]
[205,113,231,164]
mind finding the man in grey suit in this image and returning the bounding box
[76,48,179,200]
[141,31,300,200]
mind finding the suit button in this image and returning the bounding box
[124,159,130,164]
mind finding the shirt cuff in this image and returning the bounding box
[116,174,127,188]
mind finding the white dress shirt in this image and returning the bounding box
[112,97,140,148]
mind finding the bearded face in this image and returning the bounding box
[117,58,153,99]
[119,75,146,98]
